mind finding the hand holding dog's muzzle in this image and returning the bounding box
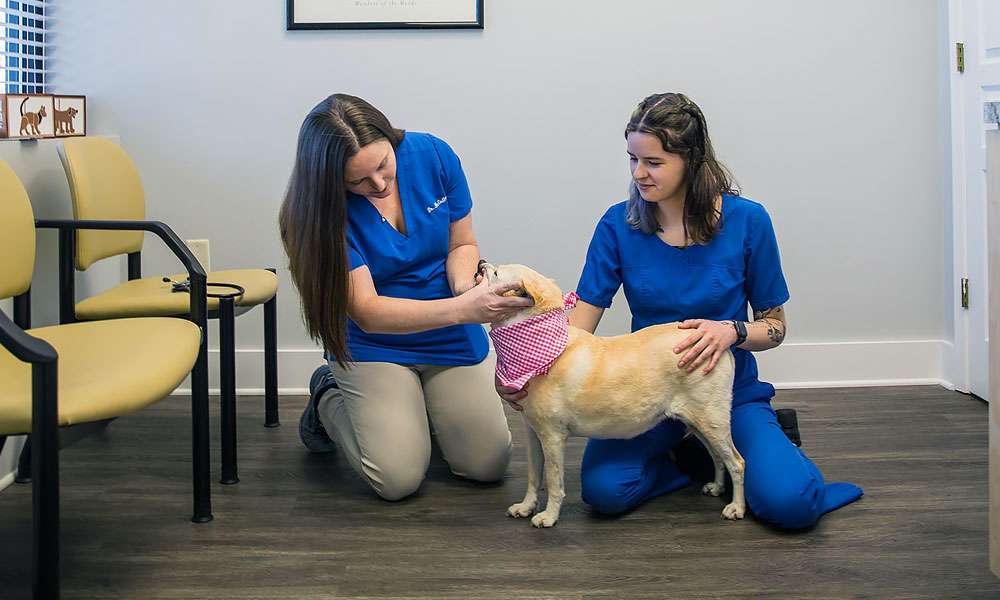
[461,278,534,324]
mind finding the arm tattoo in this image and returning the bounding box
[752,305,786,345]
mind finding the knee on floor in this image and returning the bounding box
[748,479,822,530]
[448,440,512,483]
[581,470,637,516]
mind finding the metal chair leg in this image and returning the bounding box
[263,274,279,428]
[219,297,239,485]
[32,361,59,600]
[191,320,213,523]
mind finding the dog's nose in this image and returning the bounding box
[478,260,495,276]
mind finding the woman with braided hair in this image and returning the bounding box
[498,93,863,529]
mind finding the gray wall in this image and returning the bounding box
[12,0,949,389]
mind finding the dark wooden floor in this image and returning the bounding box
[1,386,998,599]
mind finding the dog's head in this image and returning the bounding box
[479,262,565,326]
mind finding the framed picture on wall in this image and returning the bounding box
[53,95,87,138]
[287,0,484,30]
[0,94,55,140]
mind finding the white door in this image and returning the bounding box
[952,0,1000,401]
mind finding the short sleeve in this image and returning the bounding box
[348,243,366,272]
[430,136,473,222]
[744,204,790,311]
[576,207,623,308]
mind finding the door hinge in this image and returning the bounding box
[961,277,969,309]
[956,42,965,73]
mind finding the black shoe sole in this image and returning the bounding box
[775,408,802,447]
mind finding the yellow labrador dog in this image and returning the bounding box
[483,263,745,528]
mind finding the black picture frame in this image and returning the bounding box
[287,0,484,31]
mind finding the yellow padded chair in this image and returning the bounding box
[0,160,214,600]
[56,137,280,485]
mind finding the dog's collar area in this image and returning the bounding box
[491,291,577,333]
[489,291,578,391]
[563,291,579,310]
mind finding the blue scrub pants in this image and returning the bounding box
[580,400,863,529]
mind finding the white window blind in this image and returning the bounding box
[0,0,46,94]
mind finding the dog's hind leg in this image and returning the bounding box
[674,392,745,520]
[700,425,746,520]
[508,416,543,518]
[688,429,726,497]
[530,428,568,528]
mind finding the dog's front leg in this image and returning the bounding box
[508,416,543,518]
[531,429,568,528]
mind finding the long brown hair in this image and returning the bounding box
[624,92,738,244]
[279,94,404,365]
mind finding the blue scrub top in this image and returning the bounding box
[340,131,489,366]
[576,195,790,406]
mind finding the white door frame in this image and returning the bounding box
[947,0,995,399]
[948,0,971,394]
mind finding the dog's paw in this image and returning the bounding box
[507,501,536,518]
[721,502,746,520]
[701,482,725,497]
[531,511,559,528]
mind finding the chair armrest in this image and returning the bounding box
[0,309,56,364]
[34,219,206,278]
[34,219,208,326]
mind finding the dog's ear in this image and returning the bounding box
[521,276,544,303]
[521,274,561,311]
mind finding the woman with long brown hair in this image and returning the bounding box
[499,93,863,529]
[281,94,531,500]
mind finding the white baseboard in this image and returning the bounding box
[0,435,26,494]
[172,348,323,396]
[170,339,951,396]
[760,338,948,389]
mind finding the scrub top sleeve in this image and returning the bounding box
[576,208,623,308]
[744,204,790,312]
[348,244,367,272]
[431,136,474,223]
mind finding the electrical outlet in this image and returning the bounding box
[185,239,211,273]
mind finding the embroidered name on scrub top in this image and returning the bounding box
[489,292,579,391]
[427,196,447,213]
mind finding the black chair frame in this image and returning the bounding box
[1,218,213,599]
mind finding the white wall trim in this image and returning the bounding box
[0,435,26,494]
[947,0,970,394]
[758,338,948,390]
[173,348,324,396]
[170,339,952,396]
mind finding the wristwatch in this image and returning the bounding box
[730,320,748,347]
[475,259,489,285]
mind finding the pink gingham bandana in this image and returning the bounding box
[489,292,579,391]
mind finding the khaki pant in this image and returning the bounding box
[318,355,512,500]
